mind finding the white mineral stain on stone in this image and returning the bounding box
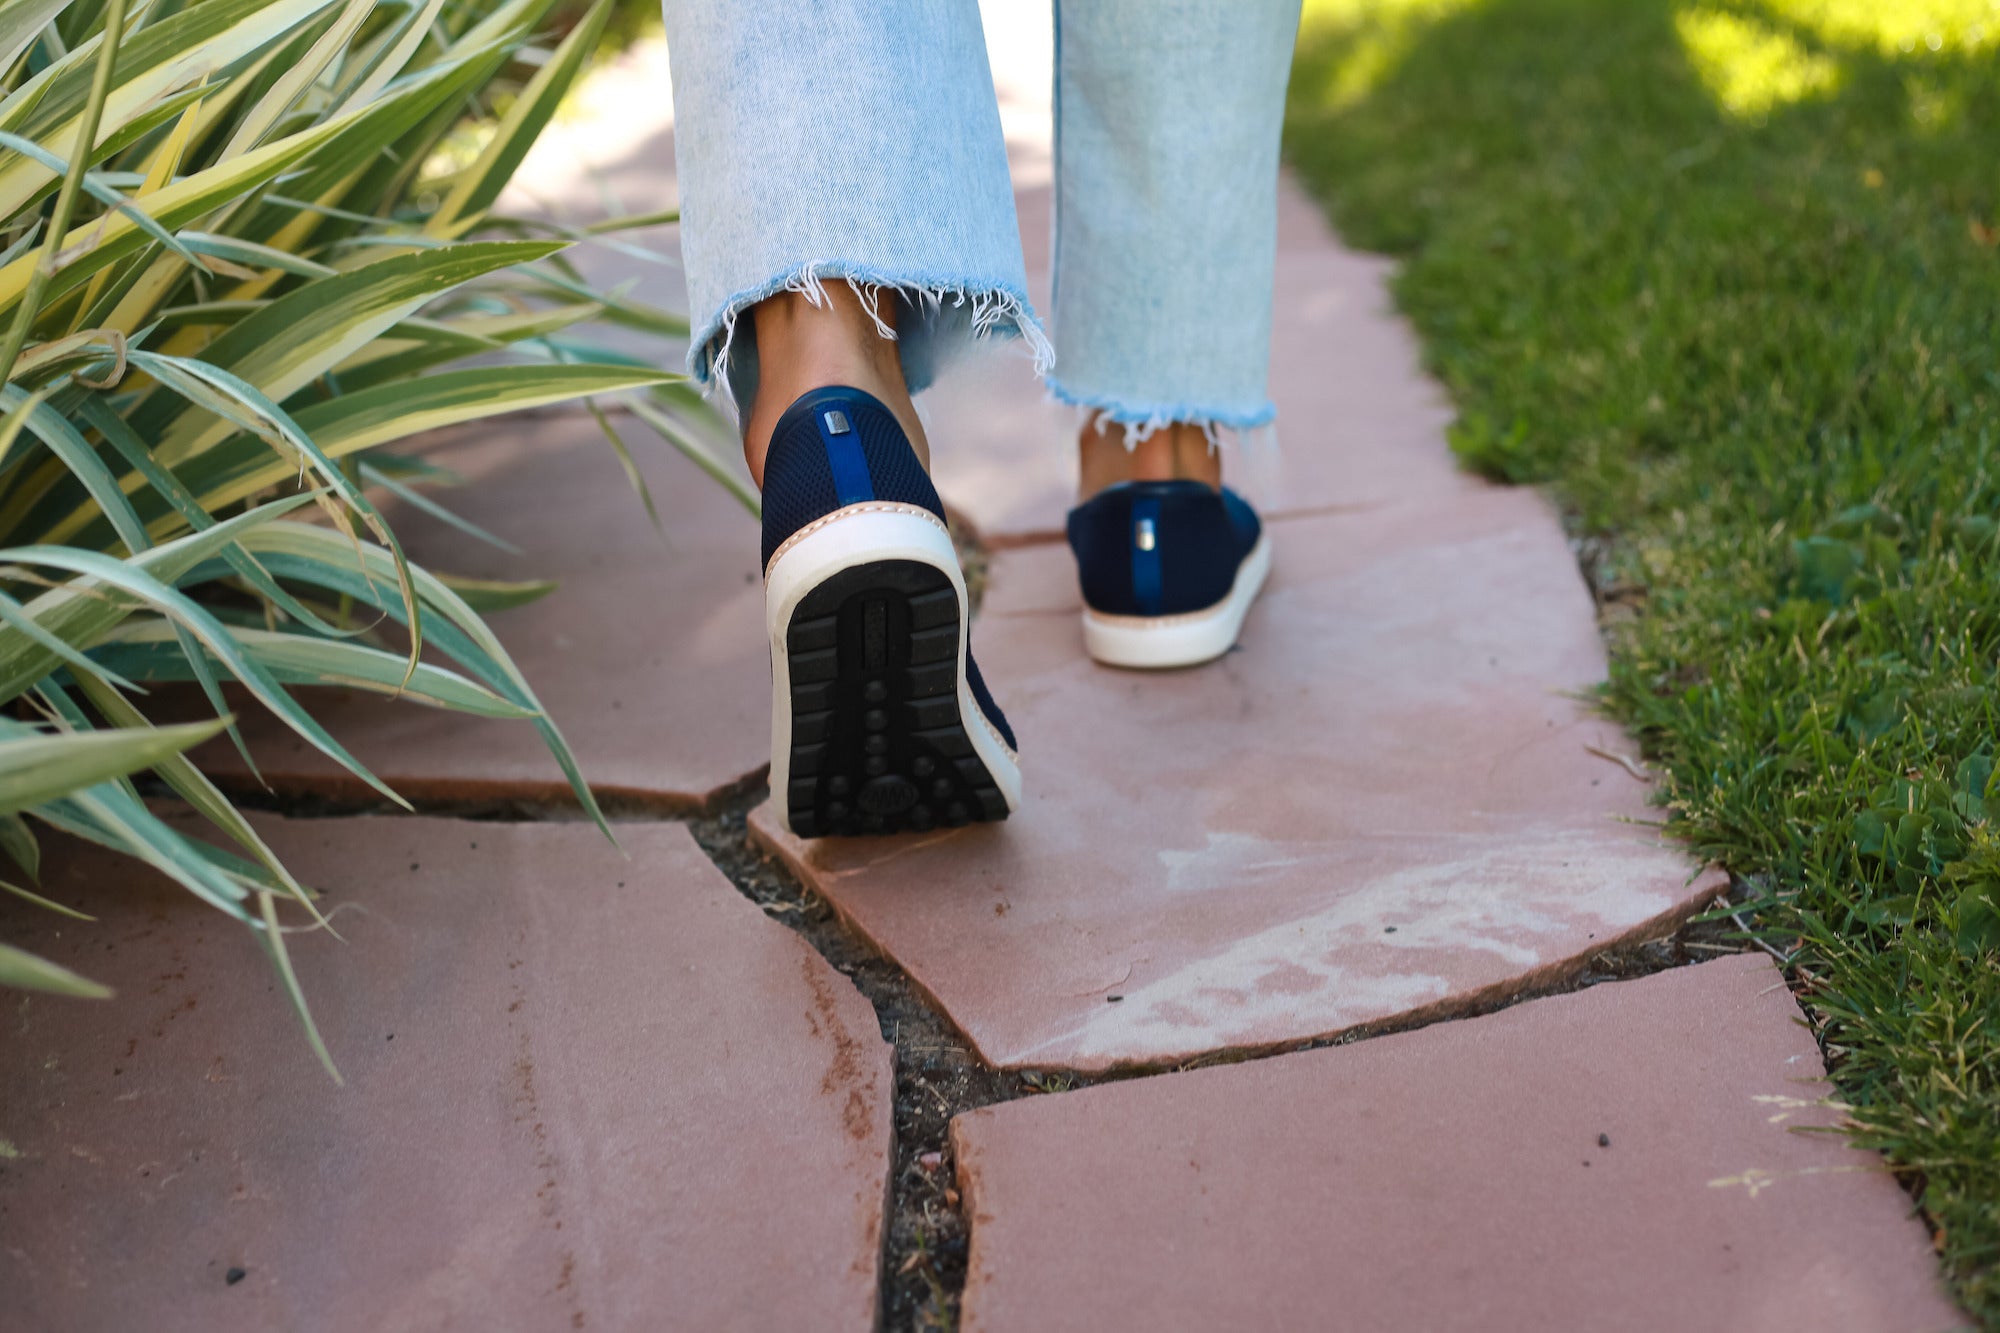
[1019,826,1692,1066]
[1159,832,1306,893]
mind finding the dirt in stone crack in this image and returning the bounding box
[688,792,1758,1329]
[181,710,1757,1329]
[689,796,1025,1331]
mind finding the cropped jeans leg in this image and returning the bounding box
[1048,0,1303,438]
[659,0,1050,418]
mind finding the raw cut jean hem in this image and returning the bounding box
[691,261,1054,413]
[1047,378,1278,444]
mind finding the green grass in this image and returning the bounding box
[1285,0,2000,1318]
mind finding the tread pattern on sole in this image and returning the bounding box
[783,560,1009,838]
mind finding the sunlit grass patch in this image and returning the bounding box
[1767,0,1999,54]
[1675,7,1843,118]
[1295,0,1485,108]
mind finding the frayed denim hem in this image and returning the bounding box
[690,262,1054,416]
[1046,379,1278,450]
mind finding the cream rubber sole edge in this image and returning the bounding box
[1080,533,1273,670]
[765,503,1023,835]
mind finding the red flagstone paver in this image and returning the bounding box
[745,13,1717,1073]
[950,955,1969,1333]
[189,412,768,809]
[753,484,1724,1071]
[0,817,891,1332]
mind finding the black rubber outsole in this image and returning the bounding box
[782,559,1010,838]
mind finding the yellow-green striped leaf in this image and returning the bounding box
[426,0,612,237]
[0,0,341,218]
[0,717,229,814]
[175,363,673,520]
[0,941,112,998]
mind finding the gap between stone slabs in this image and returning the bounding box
[689,782,1783,1332]
[133,392,1736,1304]
[42,774,1767,1333]
[751,485,1731,1074]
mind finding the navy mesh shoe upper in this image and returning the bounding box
[760,385,1016,751]
[1065,481,1263,618]
[965,654,1016,752]
[760,386,949,572]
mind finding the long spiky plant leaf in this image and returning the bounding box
[425,0,611,238]
[230,521,613,839]
[0,0,733,1066]
[0,0,123,385]
[0,0,341,219]
[0,715,227,813]
[0,543,411,805]
[0,939,112,997]
[95,619,538,718]
[172,363,674,518]
[0,0,74,75]
[67,668,321,921]
[0,876,95,921]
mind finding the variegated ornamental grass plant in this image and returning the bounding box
[0,0,744,1073]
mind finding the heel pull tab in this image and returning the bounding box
[817,405,875,506]
[1132,497,1163,616]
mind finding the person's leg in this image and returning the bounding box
[1075,420,1220,496]
[1053,0,1301,668]
[743,285,920,487]
[661,0,1038,835]
[1048,0,1303,497]
[661,0,1048,484]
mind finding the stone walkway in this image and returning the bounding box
[1,13,1970,1332]
[3,819,889,1332]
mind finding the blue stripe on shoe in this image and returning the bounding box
[816,406,876,505]
[1131,496,1163,616]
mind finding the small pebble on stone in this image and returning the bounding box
[1106,994,1124,1003]
[1599,1132,1611,1148]
[225,1267,246,1286]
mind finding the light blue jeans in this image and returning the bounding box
[661,0,1302,437]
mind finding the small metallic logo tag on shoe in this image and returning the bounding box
[822,409,852,435]
[1135,517,1157,551]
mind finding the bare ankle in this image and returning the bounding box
[742,284,929,488]
[1077,418,1222,498]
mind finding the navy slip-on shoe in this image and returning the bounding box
[1065,480,1272,668]
[761,386,1020,837]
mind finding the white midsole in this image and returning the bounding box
[1080,533,1273,670]
[766,504,1022,834]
